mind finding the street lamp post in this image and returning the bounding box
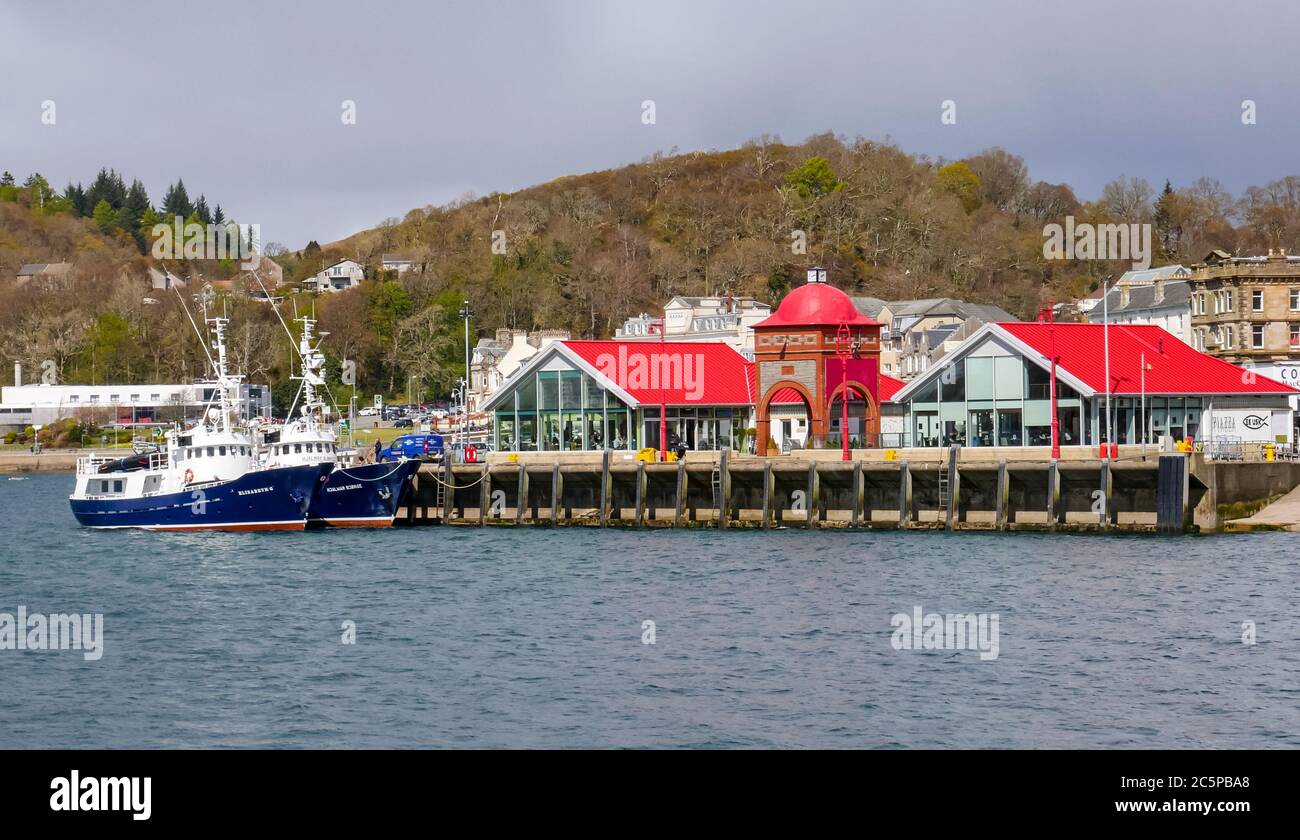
[459,300,472,450]
[835,322,851,461]
[1048,301,1060,460]
[653,315,667,462]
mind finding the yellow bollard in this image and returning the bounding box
[1265,443,1276,462]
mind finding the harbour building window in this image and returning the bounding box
[1253,325,1265,349]
[907,354,1085,448]
[1252,290,1264,311]
[493,368,636,452]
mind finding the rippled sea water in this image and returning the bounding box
[1,472,1297,748]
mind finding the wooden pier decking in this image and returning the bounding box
[391,448,1278,533]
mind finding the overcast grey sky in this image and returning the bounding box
[4,0,1298,248]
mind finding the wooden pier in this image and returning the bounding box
[391,447,1300,533]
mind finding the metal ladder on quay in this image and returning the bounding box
[710,467,722,525]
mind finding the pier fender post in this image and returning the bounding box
[1100,459,1112,530]
[995,460,1008,531]
[479,463,490,526]
[515,463,527,526]
[718,449,730,529]
[806,461,819,529]
[406,472,418,525]
[551,462,562,526]
[599,450,611,527]
[634,461,646,528]
[761,460,772,530]
[1047,460,1060,531]
[674,459,687,528]
[1156,453,1190,534]
[898,460,912,529]
[443,457,454,523]
[851,461,863,528]
[946,445,960,531]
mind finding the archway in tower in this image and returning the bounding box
[767,386,811,452]
[828,383,876,448]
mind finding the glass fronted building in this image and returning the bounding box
[481,340,757,452]
[890,322,1295,448]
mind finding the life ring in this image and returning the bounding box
[183,468,194,484]
[465,445,477,463]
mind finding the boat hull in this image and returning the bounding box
[69,464,331,531]
[307,459,421,528]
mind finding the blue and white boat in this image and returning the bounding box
[261,316,419,528]
[69,317,330,531]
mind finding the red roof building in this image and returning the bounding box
[997,323,1294,396]
[887,321,1297,448]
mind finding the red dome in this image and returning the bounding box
[756,282,880,328]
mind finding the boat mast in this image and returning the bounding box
[206,316,242,434]
[292,316,328,431]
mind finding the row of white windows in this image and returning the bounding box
[1193,323,1300,351]
[67,394,163,404]
[174,446,251,461]
[1193,289,1300,315]
[270,443,336,456]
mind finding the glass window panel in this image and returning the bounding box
[994,356,1023,399]
[518,414,537,450]
[996,409,1022,446]
[538,373,558,411]
[540,412,560,450]
[966,357,994,400]
[584,374,604,411]
[516,375,537,411]
[939,359,965,402]
[560,371,582,410]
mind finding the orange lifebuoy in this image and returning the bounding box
[465,446,477,463]
[184,468,194,484]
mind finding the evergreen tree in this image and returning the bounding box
[212,204,225,226]
[64,183,87,216]
[194,194,212,225]
[92,199,117,234]
[1153,180,1179,259]
[161,179,193,219]
[1,171,15,186]
[86,168,126,209]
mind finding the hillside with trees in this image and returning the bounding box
[4,133,1300,409]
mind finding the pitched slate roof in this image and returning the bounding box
[1088,279,1191,318]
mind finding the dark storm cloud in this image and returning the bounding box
[3,0,1297,247]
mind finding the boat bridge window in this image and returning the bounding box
[206,447,214,457]
[219,446,227,456]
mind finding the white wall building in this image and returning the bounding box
[468,329,571,412]
[0,374,271,430]
[305,259,365,293]
[615,295,772,356]
[1086,265,1192,346]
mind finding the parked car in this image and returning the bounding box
[378,433,445,461]
[393,417,414,428]
[358,407,377,417]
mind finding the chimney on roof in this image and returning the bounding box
[1153,278,1165,304]
[1119,284,1130,308]
[14,362,20,387]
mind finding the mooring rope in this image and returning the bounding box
[419,465,490,489]
[333,461,409,482]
